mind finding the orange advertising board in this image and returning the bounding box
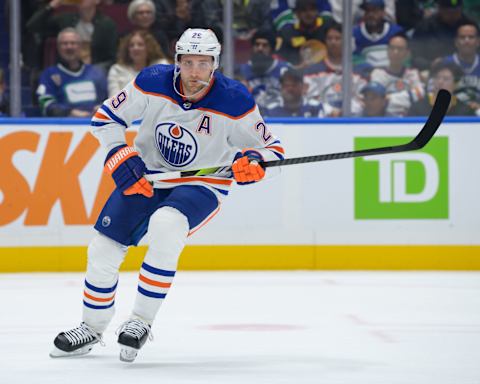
[0,126,137,228]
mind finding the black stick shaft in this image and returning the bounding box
[177,89,451,177]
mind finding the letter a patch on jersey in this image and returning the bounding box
[197,114,212,135]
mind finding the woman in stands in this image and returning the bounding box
[107,30,169,97]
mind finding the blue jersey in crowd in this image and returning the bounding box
[37,63,107,116]
[443,53,480,104]
[353,21,403,68]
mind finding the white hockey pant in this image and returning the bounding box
[132,206,189,323]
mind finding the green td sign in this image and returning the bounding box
[354,136,448,219]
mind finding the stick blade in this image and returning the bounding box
[411,89,451,149]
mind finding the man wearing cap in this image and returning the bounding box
[276,0,332,66]
[238,29,291,109]
[411,0,474,71]
[353,0,404,68]
[361,81,389,117]
[262,68,325,117]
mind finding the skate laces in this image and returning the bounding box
[63,322,105,347]
[116,318,153,341]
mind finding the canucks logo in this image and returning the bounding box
[155,122,198,167]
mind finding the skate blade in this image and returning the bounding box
[49,344,94,358]
[119,345,139,363]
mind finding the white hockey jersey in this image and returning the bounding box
[91,64,285,199]
[370,66,425,116]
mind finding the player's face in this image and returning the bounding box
[179,55,214,94]
[133,4,155,29]
[387,36,409,66]
[128,34,147,64]
[455,25,480,57]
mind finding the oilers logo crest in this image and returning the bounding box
[155,122,198,167]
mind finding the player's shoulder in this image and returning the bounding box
[208,72,256,117]
[134,64,175,94]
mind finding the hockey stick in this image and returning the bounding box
[145,89,451,183]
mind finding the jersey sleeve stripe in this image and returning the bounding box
[94,111,110,120]
[91,121,110,127]
[100,105,128,128]
[266,145,285,154]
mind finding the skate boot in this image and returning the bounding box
[117,317,152,363]
[50,322,104,358]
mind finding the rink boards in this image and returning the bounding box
[0,117,479,271]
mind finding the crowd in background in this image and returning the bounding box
[1,0,480,118]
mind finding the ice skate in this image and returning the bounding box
[50,322,104,358]
[117,318,152,363]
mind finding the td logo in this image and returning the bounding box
[354,136,448,219]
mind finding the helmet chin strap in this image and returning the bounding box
[173,65,215,100]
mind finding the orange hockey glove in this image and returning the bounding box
[232,149,266,185]
[104,145,153,198]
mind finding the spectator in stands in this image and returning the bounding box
[36,28,107,117]
[108,30,169,96]
[329,0,396,24]
[26,0,118,72]
[353,0,404,69]
[370,34,425,116]
[270,0,332,32]
[394,0,426,33]
[262,68,325,117]
[361,81,389,116]
[153,0,223,54]
[276,0,332,66]
[411,0,474,71]
[231,0,273,41]
[303,22,367,117]
[464,0,480,25]
[127,0,172,61]
[408,61,475,115]
[441,21,480,114]
[238,29,291,110]
[0,68,6,116]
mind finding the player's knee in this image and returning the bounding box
[87,233,127,279]
[146,207,189,263]
[149,206,189,237]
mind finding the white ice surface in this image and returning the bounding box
[1,271,480,384]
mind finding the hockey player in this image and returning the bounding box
[49,28,285,363]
